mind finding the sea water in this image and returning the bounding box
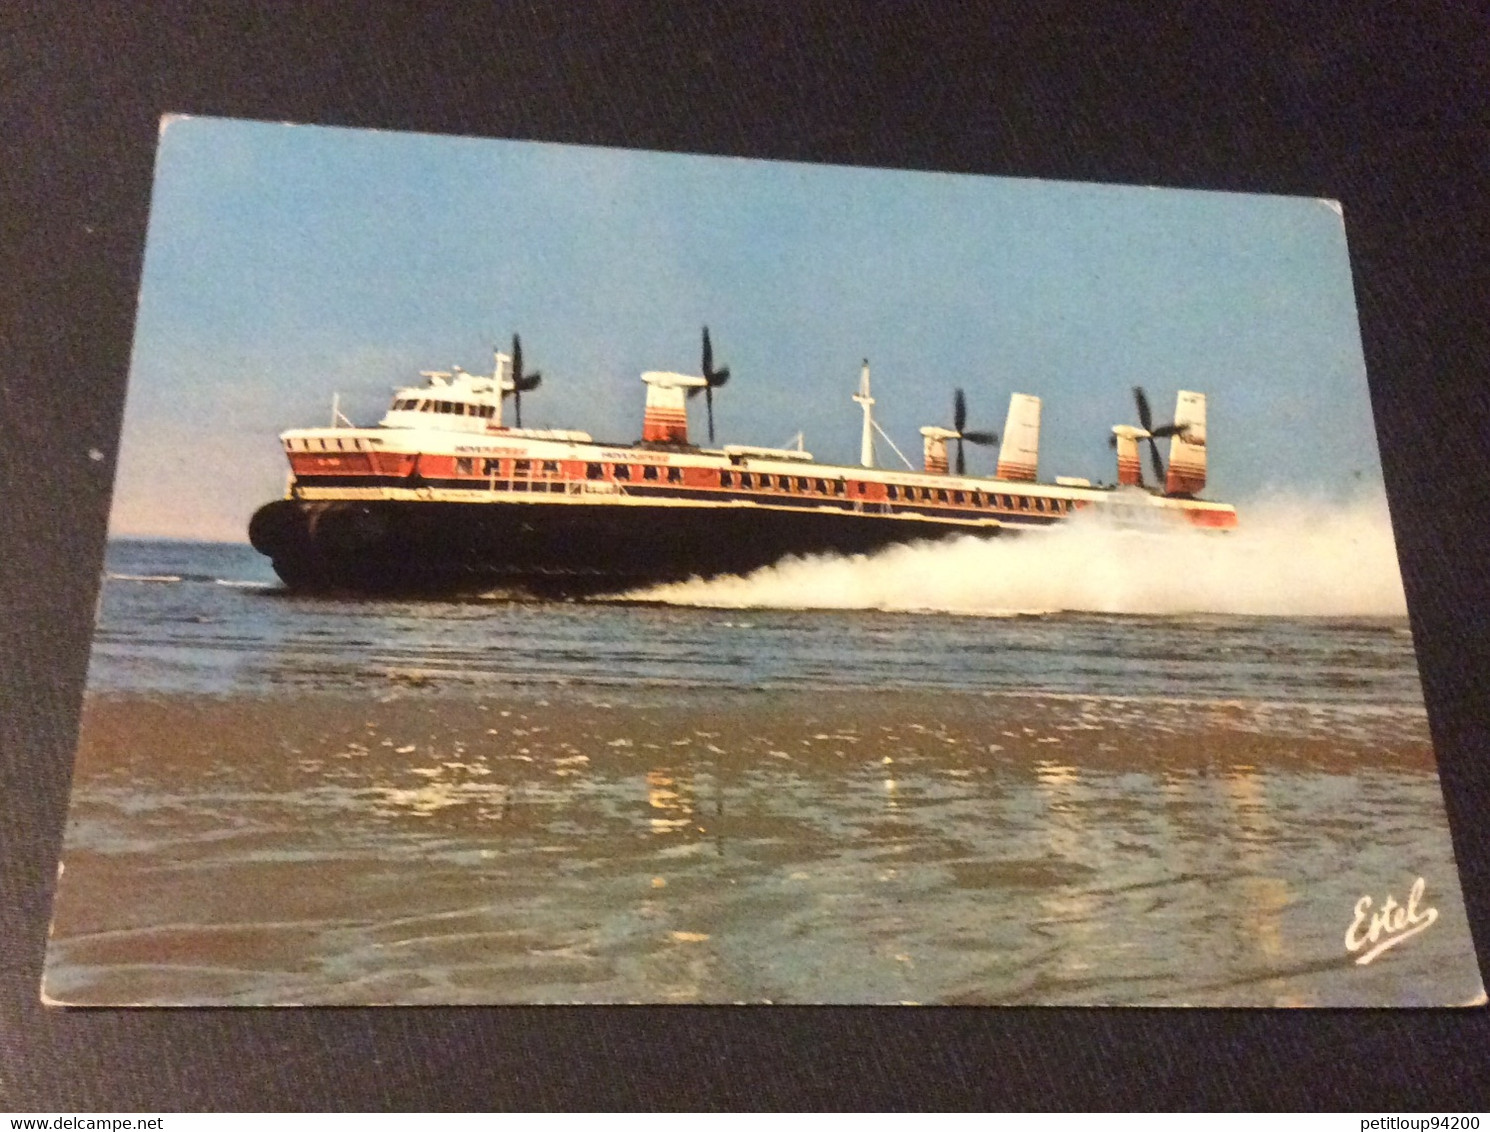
[90,521,1424,710]
[46,506,1485,1005]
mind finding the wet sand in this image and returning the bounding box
[45,687,1481,1006]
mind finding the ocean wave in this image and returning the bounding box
[108,571,275,588]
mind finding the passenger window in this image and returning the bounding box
[643,465,660,481]
[542,461,559,474]
[667,467,683,483]
[797,477,809,492]
[455,457,474,475]
[953,490,965,504]
[937,489,948,503]
[514,460,530,474]
[613,464,631,480]
[886,484,899,500]
[816,479,828,493]
[482,458,501,475]
[720,470,734,487]
[586,463,603,479]
[739,472,752,488]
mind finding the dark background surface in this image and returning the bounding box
[3,1,1488,1110]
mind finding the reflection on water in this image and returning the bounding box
[45,687,1481,1006]
[647,769,694,835]
[43,538,1479,1005]
[1032,761,1099,986]
[1225,766,1288,965]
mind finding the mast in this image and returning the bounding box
[853,359,876,468]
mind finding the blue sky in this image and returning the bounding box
[114,116,1379,540]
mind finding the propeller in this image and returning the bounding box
[951,387,999,475]
[697,325,730,444]
[1112,386,1185,485]
[508,333,542,428]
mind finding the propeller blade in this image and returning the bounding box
[705,385,716,444]
[700,325,731,388]
[954,388,967,434]
[955,436,966,476]
[962,430,997,445]
[1149,423,1183,439]
[1108,433,1118,449]
[516,372,542,392]
[511,335,528,426]
[1133,386,1154,433]
[1147,437,1166,485]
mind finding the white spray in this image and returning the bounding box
[629,494,1410,618]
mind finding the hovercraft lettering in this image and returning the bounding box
[1345,877,1437,965]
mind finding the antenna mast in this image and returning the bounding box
[853,359,876,467]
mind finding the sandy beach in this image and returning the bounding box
[43,684,1479,1007]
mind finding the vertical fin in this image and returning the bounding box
[1165,391,1207,495]
[640,372,703,443]
[920,429,950,474]
[996,393,1041,481]
[1114,432,1143,485]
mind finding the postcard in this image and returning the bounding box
[42,116,1484,1005]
